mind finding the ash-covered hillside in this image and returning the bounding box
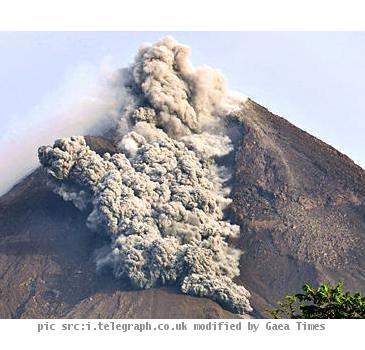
[0,37,364,318]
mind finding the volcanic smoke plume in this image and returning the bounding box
[38,36,252,315]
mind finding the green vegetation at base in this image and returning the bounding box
[269,282,365,319]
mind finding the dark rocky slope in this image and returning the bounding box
[232,100,365,314]
[1,101,364,318]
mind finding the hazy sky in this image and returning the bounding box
[0,32,364,173]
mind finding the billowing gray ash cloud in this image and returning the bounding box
[38,36,252,315]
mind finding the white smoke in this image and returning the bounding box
[38,37,252,315]
[0,58,127,195]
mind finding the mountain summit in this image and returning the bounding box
[0,99,364,318]
[0,37,364,318]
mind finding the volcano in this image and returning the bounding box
[1,99,364,318]
[1,36,365,318]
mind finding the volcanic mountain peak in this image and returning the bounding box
[1,99,364,318]
[1,36,365,318]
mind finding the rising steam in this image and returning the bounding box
[0,59,125,196]
[38,37,252,315]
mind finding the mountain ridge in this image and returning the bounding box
[1,100,364,318]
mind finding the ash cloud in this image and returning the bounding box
[38,37,252,315]
[118,36,244,139]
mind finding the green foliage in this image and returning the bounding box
[269,282,365,319]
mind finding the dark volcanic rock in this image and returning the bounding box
[231,100,365,314]
[1,103,365,318]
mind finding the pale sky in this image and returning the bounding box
[0,32,364,193]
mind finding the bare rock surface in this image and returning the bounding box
[232,100,365,314]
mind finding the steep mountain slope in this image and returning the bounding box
[232,100,365,313]
[1,101,364,318]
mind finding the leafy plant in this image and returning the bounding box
[269,282,365,319]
